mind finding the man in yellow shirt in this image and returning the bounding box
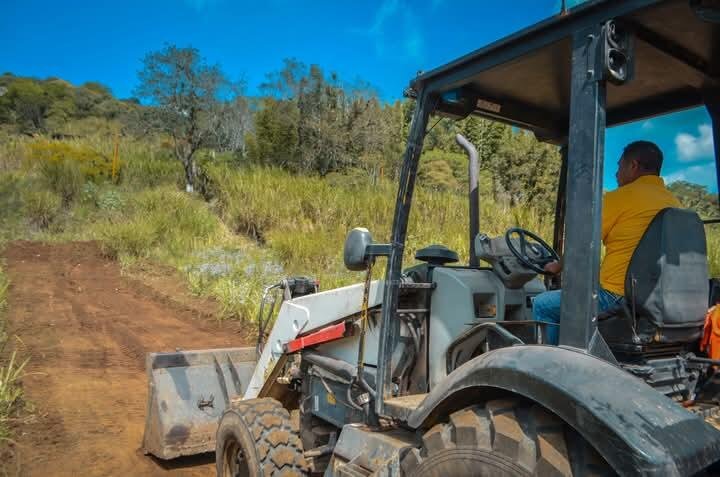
[533,140,681,344]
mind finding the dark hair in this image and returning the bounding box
[622,140,663,174]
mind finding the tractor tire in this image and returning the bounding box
[216,398,308,477]
[400,397,615,477]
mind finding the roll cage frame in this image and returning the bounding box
[373,0,720,417]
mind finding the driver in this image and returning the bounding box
[533,140,681,345]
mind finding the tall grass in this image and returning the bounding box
[2,133,720,323]
[206,164,552,292]
[0,263,28,444]
[96,186,227,262]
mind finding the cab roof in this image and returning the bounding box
[410,0,719,141]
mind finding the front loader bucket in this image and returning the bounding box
[142,347,256,459]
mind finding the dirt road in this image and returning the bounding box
[2,242,248,477]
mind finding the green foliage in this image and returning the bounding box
[418,152,460,191]
[97,186,223,262]
[204,164,552,296]
[0,351,29,443]
[0,262,29,445]
[250,60,398,175]
[667,180,718,219]
[22,188,62,229]
[26,140,120,204]
[134,44,245,191]
[0,173,25,241]
[0,75,134,135]
[247,98,300,168]
[122,152,183,189]
[493,130,561,210]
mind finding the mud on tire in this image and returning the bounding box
[216,398,308,477]
[400,397,615,477]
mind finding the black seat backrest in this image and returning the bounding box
[626,208,708,343]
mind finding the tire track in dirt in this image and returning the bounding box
[2,241,249,477]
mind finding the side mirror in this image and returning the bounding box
[343,228,392,271]
[344,228,374,271]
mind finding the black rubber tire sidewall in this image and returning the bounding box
[216,409,260,477]
[411,447,531,477]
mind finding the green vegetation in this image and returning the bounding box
[0,50,718,320]
[668,180,718,219]
[0,73,138,136]
[0,261,28,445]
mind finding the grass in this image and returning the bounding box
[206,163,552,291]
[0,261,28,446]
[2,131,720,323]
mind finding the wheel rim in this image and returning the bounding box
[223,440,249,477]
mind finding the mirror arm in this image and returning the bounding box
[366,243,392,260]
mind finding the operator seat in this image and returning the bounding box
[598,208,709,349]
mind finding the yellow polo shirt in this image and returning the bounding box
[600,175,681,295]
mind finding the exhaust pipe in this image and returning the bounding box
[456,134,480,267]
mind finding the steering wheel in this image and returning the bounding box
[504,227,559,275]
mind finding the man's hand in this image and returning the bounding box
[544,260,562,275]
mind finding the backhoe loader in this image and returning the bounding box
[143,1,720,474]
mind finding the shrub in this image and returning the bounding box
[98,187,223,261]
[0,351,29,443]
[98,218,157,259]
[122,153,182,189]
[38,158,85,204]
[26,140,120,203]
[22,188,62,228]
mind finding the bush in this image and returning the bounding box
[122,153,182,189]
[98,186,224,261]
[26,140,120,203]
[98,217,157,259]
[38,158,85,204]
[22,188,62,228]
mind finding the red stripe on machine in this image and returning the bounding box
[284,322,348,353]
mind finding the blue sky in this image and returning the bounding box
[1,0,715,192]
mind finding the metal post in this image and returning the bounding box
[549,144,568,290]
[456,134,480,267]
[705,91,720,209]
[559,25,606,349]
[376,90,434,415]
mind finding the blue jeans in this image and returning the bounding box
[532,288,623,345]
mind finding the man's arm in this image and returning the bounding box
[544,193,617,276]
[602,191,619,242]
[544,260,562,275]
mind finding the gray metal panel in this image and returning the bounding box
[427,267,543,388]
[142,348,256,459]
[329,425,419,476]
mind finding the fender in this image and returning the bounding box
[405,345,720,477]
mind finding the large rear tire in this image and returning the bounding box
[400,397,615,477]
[216,398,308,477]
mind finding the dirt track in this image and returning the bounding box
[2,242,248,477]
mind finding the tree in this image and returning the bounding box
[213,86,251,154]
[135,45,237,192]
[667,181,719,218]
[493,129,561,210]
[4,79,49,133]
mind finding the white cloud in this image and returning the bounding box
[675,124,714,162]
[351,0,424,63]
[641,120,654,131]
[665,162,717,189]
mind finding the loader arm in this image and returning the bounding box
[143,280,383,459]
[245,280,384,399]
